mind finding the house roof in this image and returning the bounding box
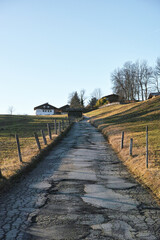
[148,92,160,99]
[59,104,70,111]
[102,94,119,99]
[34,103,59,110]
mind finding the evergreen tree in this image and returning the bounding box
[70,91,81,108]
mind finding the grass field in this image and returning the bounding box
[0,114,68,181]
[86,97,160,200]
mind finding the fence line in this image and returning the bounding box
[59,121,61,134]
[121,125,150,168]
[15,134,22,162]
[0,118,70,177]
[54,119,57,135]
[41,129,47,145]
[121,131,124,149]
[146,126,148,168]
[129,138,133,156]
[34,132,41,151]
[47,123,52,140]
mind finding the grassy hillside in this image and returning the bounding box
[86,97,160,200]
[0,114,67,181]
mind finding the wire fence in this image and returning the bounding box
[0,118,71,179]
[120,125,158,169]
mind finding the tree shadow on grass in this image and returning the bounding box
[92,99,160,132]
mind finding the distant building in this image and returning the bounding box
[102,94,120,103]
[34,103,59,115]
[68,108,83,119]
[59,104,70,114]
[148,92,160,99]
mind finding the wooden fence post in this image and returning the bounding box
[62,120,64,130]
[15,134,22,162]
[0,169,3,178]
[130,138,133,156]
[121,131,124,149]
[146,126,149,168]
[41,130,47,145]
[64,119,67,129]
[34,132,41,151]
[47,123,52,140]
[59,121,61,134]
[54,119,57,134]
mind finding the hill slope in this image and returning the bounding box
[86,97,160,200]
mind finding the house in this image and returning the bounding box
[148,92,160,99]
[59,104,70,114]
[34,103,59,115]
[102,94,120,103]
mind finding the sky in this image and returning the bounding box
[0,0,160,115]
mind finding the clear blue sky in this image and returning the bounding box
[0,0,160,115]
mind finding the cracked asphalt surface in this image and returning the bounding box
[0,119,160,239]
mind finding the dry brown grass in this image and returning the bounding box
[86,97,160,200]
[0,114,68,183]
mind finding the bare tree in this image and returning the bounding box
[135,61,146,101]
[156,58,160,75]
[80,89,86,107]
[134,61,141,100]
[112,62,137,101]
[111,68,126,99]
[123,61,137,100]
[143,62,153,99]
[152,70,159,92]
[8,106,15,115]
[91,88,102,100]
[112,60,153,101]
[152,58,160,92]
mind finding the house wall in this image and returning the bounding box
[35,109,55,115]
[61,112,67,115]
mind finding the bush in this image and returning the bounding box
[95,98,109,107]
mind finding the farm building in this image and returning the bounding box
[59,104,70,114]
[148,92,160,99]
[102,94,120,103]
[34,103,59,115]
[68,108,83,119]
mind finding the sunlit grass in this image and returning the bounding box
[0,114,68,180]
[86,97,160,200]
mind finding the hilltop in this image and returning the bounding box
[86,96,160,201]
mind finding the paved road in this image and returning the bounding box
[0,119,160,240]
